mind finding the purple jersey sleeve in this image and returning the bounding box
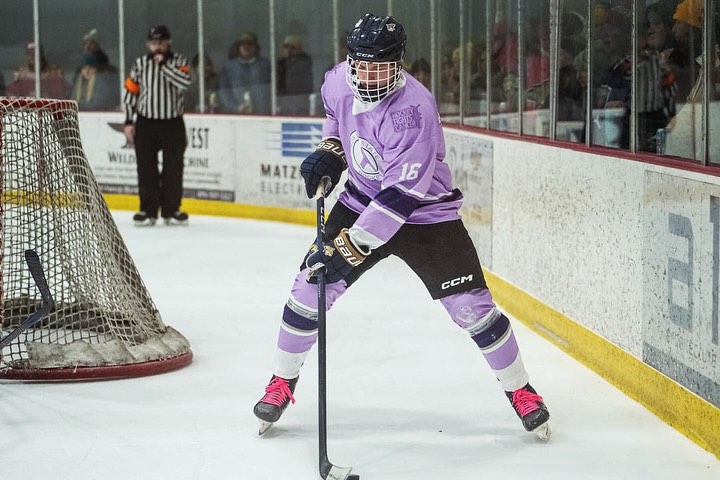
[321,64,344,139]
[320,64,462,250]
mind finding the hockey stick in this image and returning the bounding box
[315,179,359,480]
[0,250,55,349]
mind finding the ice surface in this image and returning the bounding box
[0,213,717,480]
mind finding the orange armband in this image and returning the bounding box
[124,78,140,95]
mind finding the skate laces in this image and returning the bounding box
[511,388,543,416]
[261,376,296,407]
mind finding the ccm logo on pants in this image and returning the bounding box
[441,274,473,290]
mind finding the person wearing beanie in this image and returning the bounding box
[73,28,118,111]
[82,28,109,65]
[218,31,271,114]
[673,0,703,30]
[277,33,313,114]
[668,0,704,100]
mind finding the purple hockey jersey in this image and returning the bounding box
[321,63,463,250]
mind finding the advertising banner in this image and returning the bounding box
[79,113,237,202]
[643,171,720,407]
[79,114,340,212]
[241,118,324,208]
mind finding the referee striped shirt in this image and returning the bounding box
[123,52,191,123]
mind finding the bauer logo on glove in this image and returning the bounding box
[299,138,348,198]
[333,235,364,266]
[305,228,369,283]
[315,140,347,165]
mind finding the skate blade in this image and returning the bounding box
[533,422,551,442]
[164,219,189,226]
[257,420,274,436]
[326,465,354,480]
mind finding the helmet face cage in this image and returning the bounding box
[345,57,403,103]
[345,14,407,103]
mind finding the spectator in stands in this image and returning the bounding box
[490,21,519,107]
[664,0,711,159]
[449,42,479,104]
[646,0,679,101]
[469,44,501,102]
[555,37,584,121]
[0,71,5,96]
[80,29,109,66]
[666,0,703,102]
[186,52,219,112]
[646,1,677,53]
[218,31,271,114]
[407,58,431,91]
[7,42,70,99]
[596,4,633,149]
[277,34,313,114]
[491,21,518,78]
[573,2,617,105]
[635,1,678,153]
[72,29,119,111]
[277,35,313,95]
[524,19,551,109]
[440,56,460,104]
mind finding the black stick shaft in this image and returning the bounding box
[316,191,332,475]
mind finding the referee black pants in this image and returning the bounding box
[134,115,187,218]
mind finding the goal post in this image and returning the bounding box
[0,97,192,380]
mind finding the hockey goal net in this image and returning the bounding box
[0,98,192,379]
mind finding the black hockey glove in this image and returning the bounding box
[306,228,369,284]
[299,138,347,198]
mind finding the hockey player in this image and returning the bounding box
[254,13,550,441]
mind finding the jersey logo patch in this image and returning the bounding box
[391,105,422,132]
[349,131,383,181]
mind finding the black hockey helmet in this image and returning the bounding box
[147,25,171,40]
[346,13,406,62]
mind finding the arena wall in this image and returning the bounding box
[79,112,720,457]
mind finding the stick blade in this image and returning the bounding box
[325,465,355,480]
[24,249,53,308]
[0,250,54,349]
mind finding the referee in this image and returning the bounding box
[123,25,191,226]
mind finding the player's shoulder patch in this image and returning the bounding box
[390,104,422,132]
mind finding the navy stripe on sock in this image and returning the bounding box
[282,305,317,331]
[470,314,510,349]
